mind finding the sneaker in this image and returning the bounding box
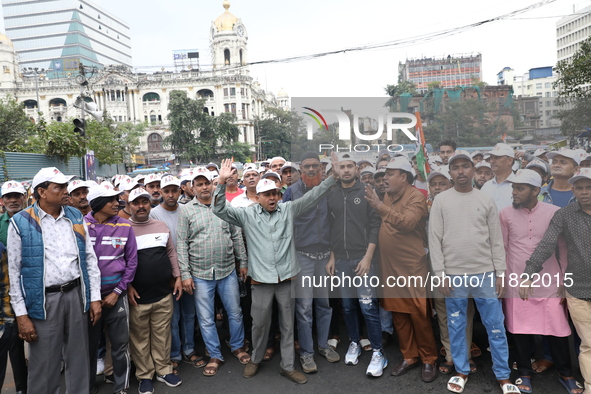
[318,347,340,363]
[138,379,154,394]
[366,350,388,377]
[345,342,361,365]
[156,373,182,387]
[96,357,105,375]
[104,374,115,384]
[300,354,317,373]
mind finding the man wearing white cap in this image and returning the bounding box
[85,183,138,394]
[269,156,286,173]
[68,179,91,215]
[224,164,244,202]
[280,162,300,190]
[581,154,591,168]
[0,181,28,393]
[144,174,162,207]
[471,151,484,165]
[365,156,438,382]
[474,161,494,190]
[127,187,183,393]
[118,177,142,220]
[177,169,249,377]
[521,167,591,394]
[539,149,581,208]
[427,167,451,207]
[213,154,341,384]
[481,143,516,210]
[499,170,581,393]
[7,167,102,394]
[232,164,260,208]
[360,167,376,187]
[533,148,548,162]
[428,153,514,394]
[525,158,550,186]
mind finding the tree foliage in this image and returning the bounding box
[384,81,417,97]
[164,90,242,163]
[554,36,591,135]
[0,95,35,150]
[255,107,303,160]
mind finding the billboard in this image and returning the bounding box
[173,49,199,71]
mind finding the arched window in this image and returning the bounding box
[23,99,37,109]
[147,133,163,152]
[143,92,160,102]
[197,89,214,99]
[224,49,231,65]
[203,108,209,115]
[149,111,157,123]
[83,97,94,103]
[48,98,66,107]
[239,49,243,65]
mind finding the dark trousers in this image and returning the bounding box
[513,333,572,377]
[9,334,27,392]
[0,323,16,389]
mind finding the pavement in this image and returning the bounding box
[1,320,583,393]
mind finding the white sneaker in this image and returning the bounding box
[344,342,361,365]
[366,350,388,377]
[96,358,105,375]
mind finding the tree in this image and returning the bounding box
[255,107,303,160]
[0,95,35,151]
[554,37,591,135]
[165,90,243,163]
[384,81,417,97]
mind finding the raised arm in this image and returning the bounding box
[213,158,249,227]
[292,152,340,217]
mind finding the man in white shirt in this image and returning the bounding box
[7,167,102,394]
[481,143,516,210]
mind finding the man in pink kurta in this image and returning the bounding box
[500,169,580,393]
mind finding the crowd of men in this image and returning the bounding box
[0,142,589,394]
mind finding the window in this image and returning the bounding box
[224,104,230,112]
[148,133,163,152]
[536,93,543,97]
[540,120,544,126]
[545,82,551,88]
[223,88,229,97]
[545,92,551,97]
[143,92,160,102]
[536,83,542,89]
[230,87,236,96]
[546,110,551,116]
[224,49,230,65]
[539,101,543,107]
[242,103,246,119]
[231,103,236,115]
[118,116,122,122]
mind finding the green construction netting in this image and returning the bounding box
[433,89,445,113]
[446,89,462,102]
[399,93,412,112]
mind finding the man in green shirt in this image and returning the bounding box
[213,154,340,384]
[0,181,27,394]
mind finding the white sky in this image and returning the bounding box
[2,0,591,97]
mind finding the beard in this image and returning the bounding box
[302,172,322,188]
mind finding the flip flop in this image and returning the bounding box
[470,342,482,358]
[439,361,455,375]
[359,338,372,352]
[558,376,584,394]
[500,383,521,394]
[203,358,223,377]
[515,376,533,394]
[263,347,275,361]
[447,375,468,393]
[532,359,553,373]
[327,338,339,351]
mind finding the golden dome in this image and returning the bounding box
[214,1,238,32]
[277,88,289,97]
[0,33,13,47]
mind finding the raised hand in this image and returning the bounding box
[218,158,236,185]
[329,152,340,179]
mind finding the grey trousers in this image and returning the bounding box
[89,294,130,392]
[29,286,90,394]
[251,281,295,371]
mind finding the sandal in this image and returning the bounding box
[470,342,482,358]
[469,359,477,374]
[500,383,520,394]
[232,347,251,365]
[532,359,553,373]
[441,346,447,357]
[203,358,223,377]
[359,338,372,352]
[439,361,455,375]
[447,375,468,393]
[327,338,339,351]
[171,360,180,376]
[515,376,532,394]
[263,347,275,361]
[558,376,584,394]
[183,351,206,368]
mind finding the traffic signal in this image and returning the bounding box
[73,118,86,137]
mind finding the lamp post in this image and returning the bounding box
[21,67,45,122]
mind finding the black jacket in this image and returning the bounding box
[326,180,381,260]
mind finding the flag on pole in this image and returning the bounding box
[500,133,507,143]
[414,112,430,181]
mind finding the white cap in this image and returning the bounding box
[262,171,281,181]
[546,149,582,165]
[270,156,286,165]
[471,151,484,158]
[206,162,219,171]
[320,158,331,165]
[160,175,181,189]
[86,180,99,187]
[119,177,140,191]
[256,178,281,194]
[337,152,357,164]
[144,173,161,185]
[280,162,300,172]
[32,167,75,189]
[134,174,145,183]
[67,179,88,194]
[87,183,122,203]
[357,159,373,167]
[526,158,549,174]
[360,167,376,176]
[583,155,591,163]
[568,167,591,185]
[447,150,473,166]
[427,166,450,182]
[1,181,26,196]
[373,168,385,178]
[242,164,258,178]
[128,187,152,202]
[489,143,515,158]
[385,156,413,173]
[115,175,131,187]
[533,148,547,157]
[475,161,492,170]
[508,169,542,188]
[191,168,214,182]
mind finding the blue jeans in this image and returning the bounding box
[379,306,394,335]
[336,259,382,351]
[445,272,510,379]
[170,291,196,361]
[295,253,332,356]
[193,270,245,361]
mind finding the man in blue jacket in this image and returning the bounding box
[283,152,340,374]
[7,167,102,394]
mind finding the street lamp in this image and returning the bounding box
[21,68,45,122]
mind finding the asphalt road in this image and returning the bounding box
[1,319,582,394]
